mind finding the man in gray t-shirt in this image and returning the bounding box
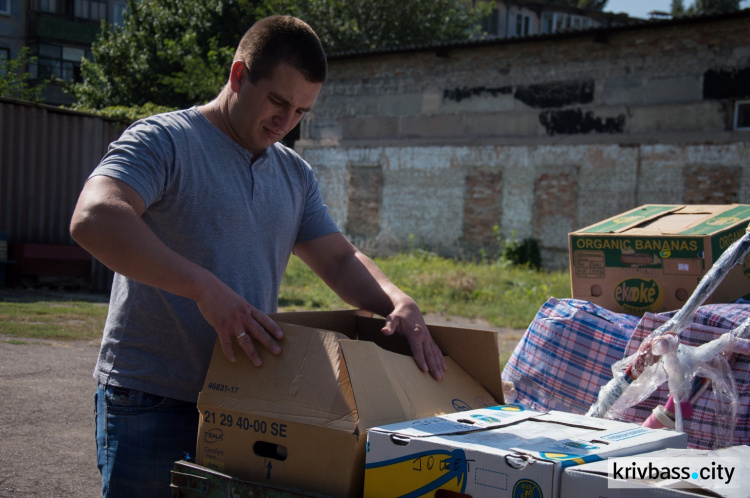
[70,15,446,498]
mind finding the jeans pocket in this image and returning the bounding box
[103,384,167,416]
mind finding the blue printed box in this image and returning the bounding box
[364,405,687,498]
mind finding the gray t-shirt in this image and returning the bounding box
[90,107,339,402]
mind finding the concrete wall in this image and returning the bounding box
[297,13,750,269]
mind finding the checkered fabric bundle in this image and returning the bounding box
[502,298,750,449]
[501,297,640,415]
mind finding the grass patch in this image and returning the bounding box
[0,252,572,340]
[0,298,109,341]
[280,251,571,330]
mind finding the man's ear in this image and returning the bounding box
[229,60,246,92]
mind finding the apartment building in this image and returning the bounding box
[0,0,128,104]
[478,0,634,38]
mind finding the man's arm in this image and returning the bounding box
[293,232,446,379]
[69,175,283,365]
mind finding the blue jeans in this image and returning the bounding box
[95,383,199,498]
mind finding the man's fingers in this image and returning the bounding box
[252,308,285,341]
[243,309,282,356]
[218,332,237,363]
[418,332,444,380]
[380,316,396,336]
[235,329,263,366]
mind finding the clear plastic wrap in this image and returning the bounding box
[587,230,750,449]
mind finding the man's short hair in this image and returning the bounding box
[235,15,327,84]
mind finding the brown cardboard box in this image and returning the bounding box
[569,204,750,315]
[195,310,504,497]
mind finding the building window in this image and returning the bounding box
[481,6,499,36]
[39,0,60,14]
[736,101,750,130]
[112,1,127,25]
[541,12,554,34]
[0,0,10,16]
[74,0,106,20]
[515,12,531,37]
[37,43,86,82]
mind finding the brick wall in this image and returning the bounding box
[299,14,750,268]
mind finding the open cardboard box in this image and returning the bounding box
[195,310,504,497]
[364,406,688,498]
[569,204,750,314]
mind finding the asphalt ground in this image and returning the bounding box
[0,336,101,497]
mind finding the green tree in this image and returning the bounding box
[671,0,686,16]
[0,47,47,102]
[70,0,489,110]
[541,0,609,11]
[274,0,490,54]
[674,0,740,16]
[71,0,261,109]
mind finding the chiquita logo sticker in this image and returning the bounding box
[614,278,663,313]
[512,478,543,498]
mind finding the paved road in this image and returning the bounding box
[0,337,101,497]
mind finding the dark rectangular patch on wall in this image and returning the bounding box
[444,86,513,103]
[462,168,503,252]
[533,168,579,242]
[345,164,383,239]
[703,67,750,100]
[683,165,741,204]
[514,79,594,109]
[539,108,625,135]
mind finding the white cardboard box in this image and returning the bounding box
[561,446,750,498]
[364,405,687,498]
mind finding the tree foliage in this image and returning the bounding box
[0,47,47,102]
[71,0,261,109]
[69,0,489,110]
[270,0,490,54]
[672,0,741,16]
[541,0,609,11]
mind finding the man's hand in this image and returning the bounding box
[381,300,446,380]
[195,279,284,366]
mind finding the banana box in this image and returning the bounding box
[364,405,687,498]
[196,310,504,498]
[569,204,750,315]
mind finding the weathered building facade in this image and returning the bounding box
[297,12,750,269]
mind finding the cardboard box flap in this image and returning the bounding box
[338,339,497,431]
[369,405,542,438]
[198,323,359,432]
[627,205,737,236]
[678,204,750,236]
[575,204,750,237]
[578,205,682,234]
[428,324,505,403]
[277,309,507,404]
[270,309,365,339]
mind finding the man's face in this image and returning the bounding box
[228,61,322,156]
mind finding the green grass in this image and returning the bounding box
[0,252,572,341]
[279,251,571,329]
[0,297,109,341]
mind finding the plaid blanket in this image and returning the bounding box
[502,298,750,449]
